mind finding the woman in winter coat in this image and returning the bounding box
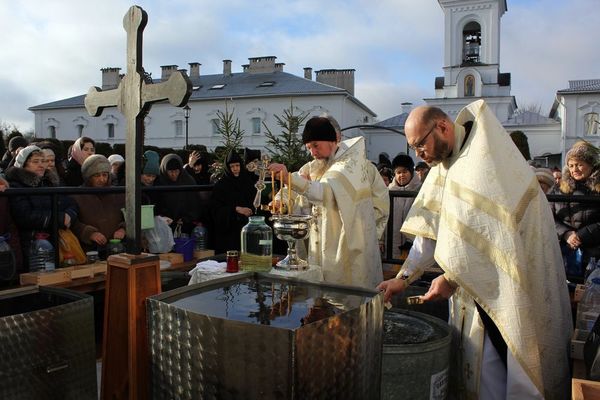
[5,145,78,270]
[210,150,256,254]
[552,140,600,282]
[70,155,126,256]
[155,153,199,235]
[387,154,421,259]
[64,137,95,187]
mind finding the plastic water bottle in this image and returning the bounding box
[107,239,125,256]
[585,257,600,285]
[192,223,207,251]
[577,277,600,331]
[29,233,55,272]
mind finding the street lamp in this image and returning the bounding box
[183,104,191,149]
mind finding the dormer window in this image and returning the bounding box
[258,81,275,87]
[210,84,226,90]
[463,22,481,64]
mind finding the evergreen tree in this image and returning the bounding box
[263,102,311,171]
[210,102,245,181]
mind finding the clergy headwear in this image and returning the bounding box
[302,117,337,143]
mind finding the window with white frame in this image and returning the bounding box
[48,126,56,139]
[107,123,115,138]
[175,120,183,137]
[584,112,599,136]
[211,119,220,135]
[77,124,84,137]
[251,117,261,134]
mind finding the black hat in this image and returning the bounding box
[392,154,415,172]
[415,161,429,171]
[166,157,182,171]
[244,148,261,165]
[302,117,337,144]
[8,136,28,152]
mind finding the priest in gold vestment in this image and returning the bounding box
[377,100,572,399]
[269,116,389,289]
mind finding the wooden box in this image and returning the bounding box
[572,329,590,360]
[159,253,184,264]
[70,265,95,279]
[572,378,600,400]
[194,249,215,260]
[20,268,73,286]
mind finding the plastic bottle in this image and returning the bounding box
[192,223,207,251]
[29,233,55,272]
[240,216,272,272]
[585,257,600,285]
[62,251,77,267]
[107,239,125,256]
[577,277,600,331]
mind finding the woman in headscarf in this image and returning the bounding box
[70,155,126,257]
[64,137,96,186]
[5,145,78,270]
[552,140,600,282]
[155,153,199,235]
[210,150,256,253]
[184,150,210,185]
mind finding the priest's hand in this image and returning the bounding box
[268,163,289,183]
[420,275,457,302]
[376,278,408,303]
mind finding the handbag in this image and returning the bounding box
[58,228,87,265]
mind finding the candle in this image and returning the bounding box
[271,171,275,214]
[288,172,292,215]
[279,171,284,215]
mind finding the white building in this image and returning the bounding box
[29,56,376,153]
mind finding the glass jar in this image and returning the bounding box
[226,250,239,273]
[107,239,125,257]
[86,251,99,264]
[240,216,272,272]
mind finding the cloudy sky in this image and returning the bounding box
[0,0,598,132]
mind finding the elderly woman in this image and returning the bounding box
[5,145,78,270]
[64,136,96,186]
[71,155,126,256]
[552,140,600,281]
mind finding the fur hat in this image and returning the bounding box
[302,117,337,144]
[107,154,125,165]
[8,136,28,152]
[534,167,554,188]
[565,140,600,167]
[14,145,42,168]
[415,161,429,171]
[391,154,415,173]
[142,150,160,176]
[81,154,111,181]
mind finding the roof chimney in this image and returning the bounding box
[160,65,178,81]
[304,67,312,80]
[223,59,232,76]
[401,102,413,114]
[246,56,277,74]
[101,67,121,90]
[315,69,355,96]
[188,62,201,79]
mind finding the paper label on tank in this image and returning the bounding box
[430,367,448,400]
[259,240,271,245]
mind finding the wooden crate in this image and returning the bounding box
[193,249,215,260]
[20,268,73,286]
[572,378,600,400]
[159,253,184,264]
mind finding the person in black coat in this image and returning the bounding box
[155,153,199,235]
[64,137,96,187]
[210,150,256,254]
[5,145,78,270]
[183,150,210,185]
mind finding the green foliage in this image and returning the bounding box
[263,101,311,171]
[210,102,245,180]
[509,130,531,161]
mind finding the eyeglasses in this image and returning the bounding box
[409,122,436,151]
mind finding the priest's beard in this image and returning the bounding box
[310,158,331,181]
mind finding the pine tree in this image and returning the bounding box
[263,101,311,171]
[209,101,245,181]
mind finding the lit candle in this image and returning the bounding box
[279,171,284,215]
[288,172,292,215]
[271,170,275,214]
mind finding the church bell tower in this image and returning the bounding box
[425,0,516,122]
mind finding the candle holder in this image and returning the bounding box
[270,214,312,270]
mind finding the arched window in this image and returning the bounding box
[463,21,481,64]
[464,75,475,97]
[584,112,599,136]
[48,126,56,139]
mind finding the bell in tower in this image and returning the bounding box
[462,21,482,64]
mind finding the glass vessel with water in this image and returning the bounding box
[240,216,272,271]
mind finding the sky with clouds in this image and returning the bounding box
[0,0,598,132]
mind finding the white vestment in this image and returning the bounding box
[399,100,572,399]
[290,136,389,289]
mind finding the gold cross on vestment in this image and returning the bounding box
[84,6,191,253]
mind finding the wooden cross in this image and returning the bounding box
[85,5,191,254]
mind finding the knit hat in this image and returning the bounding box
[302,117,337,144]
[81,154,111,181]
[8,136,28,152]
[107,154,125,165]
[565,140,600,167]
[391,154,415,173]
[142,150,160,176]
[534,167,554,188]
[14,145,42,168]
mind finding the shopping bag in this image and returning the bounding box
[143,216,175,254]
[58,228,87,264]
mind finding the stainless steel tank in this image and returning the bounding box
[146,272,384,400]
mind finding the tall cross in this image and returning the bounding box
[85,6,191,254]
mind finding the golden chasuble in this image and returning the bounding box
[401,100,572,399]
[291,136,388,289]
